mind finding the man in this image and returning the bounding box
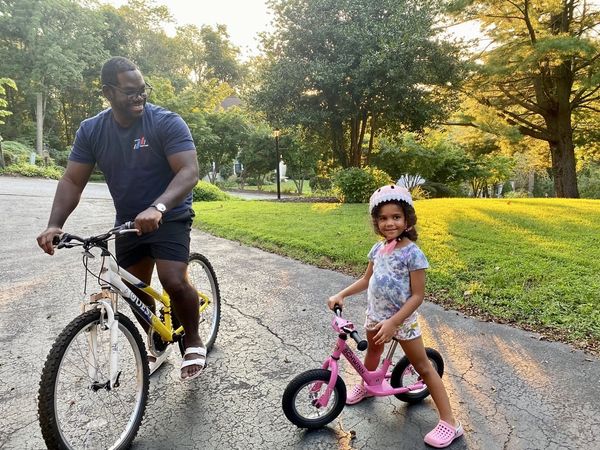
[37,56,204,381]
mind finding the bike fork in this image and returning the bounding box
[313,358,339,408]
[85,301,120,389]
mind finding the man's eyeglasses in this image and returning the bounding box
[106,83,153,100]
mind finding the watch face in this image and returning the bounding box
[154,203,166,213]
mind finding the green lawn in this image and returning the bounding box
[193,198,600,353]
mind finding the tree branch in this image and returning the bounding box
[579,104,600,113]
[573,52,600,72]
[497,84,547,115]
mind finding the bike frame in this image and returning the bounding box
[312,314,425,408]
[83,249,211,388]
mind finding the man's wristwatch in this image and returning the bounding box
[151,203,167,215]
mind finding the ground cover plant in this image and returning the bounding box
[193,198,600,354]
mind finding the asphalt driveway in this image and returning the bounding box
[0,176,598,449]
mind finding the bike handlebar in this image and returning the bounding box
[333,305,368,351]
[53,221,137,249]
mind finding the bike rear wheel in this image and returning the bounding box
[182,252,221,353]
[38,309,149,450]
[390,347,444,404]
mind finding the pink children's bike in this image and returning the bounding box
[282,306,444,429]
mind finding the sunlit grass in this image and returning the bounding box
[193,198,600,350]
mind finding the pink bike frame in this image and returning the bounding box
[312,314,425,408]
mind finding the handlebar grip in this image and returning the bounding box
[53,233,72,248]
[333,305,342,316]
[350,330,368,351]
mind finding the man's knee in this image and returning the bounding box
[161,275,190,297]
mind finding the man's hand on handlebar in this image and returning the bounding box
[37,227,63,255]
[133,207,163,235]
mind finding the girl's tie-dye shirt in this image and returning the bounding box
[366,241,429,323]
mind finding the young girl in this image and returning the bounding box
[327,184,463,448]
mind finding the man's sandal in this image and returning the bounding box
[180,346,206,381]
[148,346,171,376]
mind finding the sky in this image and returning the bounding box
[106,0,274,59]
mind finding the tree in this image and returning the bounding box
[279,128,321,193]
[0,78,16,126]
[0,0,108,148]
[372,132,471,187]
[250,0,463,168]
[237,125,274,189]
[0,77,17,168]
[196,110,249,183]
[450,0,600,197]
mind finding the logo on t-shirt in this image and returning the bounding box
[133,136,149,150]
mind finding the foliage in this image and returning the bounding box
[464,153,515,197]
[0,78,16,125]
[448,0,600,197]
[194,198,600,350]
[0,0,246,151]
[279,128,321,194]
[373,133,471,187]
[195,109,249,183]
[332,166,392,203]
[1,140,34,166]
[237,124,275,189]
[309,176,333,192]
[1,163,63,179]
[0,0,109,146]
[578,163,600,199]
[251,0,463,168]
[192,181,232,202]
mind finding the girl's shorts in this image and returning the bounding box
[364,312,422,341]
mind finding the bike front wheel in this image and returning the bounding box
[390,347,444,404]
[38,309,149,450]
[182,252,221,353]
[282,369,347,429]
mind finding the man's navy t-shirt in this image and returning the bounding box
[69,103,196,224]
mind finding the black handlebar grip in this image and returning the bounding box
[333,305,342,315]
[350,331,368,351]
[52,235,61,246]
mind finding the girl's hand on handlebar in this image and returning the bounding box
[327,294,344,311]
[37,227,63,255]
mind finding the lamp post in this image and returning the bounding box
[273,128,281,200]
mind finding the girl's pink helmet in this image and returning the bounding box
[369,184,414,214]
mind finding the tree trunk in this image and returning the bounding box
[0,138,4,169]
[365,114,375,166]
[331,121,348,167]
[548,138,579,198]
[36,92,43,155]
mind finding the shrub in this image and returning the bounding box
[219,163,233,180]
[0,163,63,179]
[410,185,430,201]
[2,140,34,166]
[577,163,600,198]
[504,189,529,198]
[309,176,332,191]
[333,167,392,203]
[533,173,554,198]
[192,181,232,202]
